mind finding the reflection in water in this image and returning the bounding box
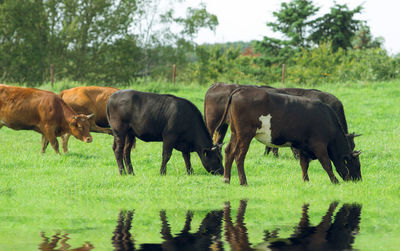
[39,201,361,251]
[38,232,94,251]
[253,201,362,251]
[112,210,135,251]
[110,201,361,251]
[111,209,224,251]
[223,200,252,251]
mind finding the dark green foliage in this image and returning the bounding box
[0,0,218,85]
[310,3,363,52]
[0,0,48,84]
[268,0,319,48]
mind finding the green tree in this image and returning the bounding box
[0,0,48,84]
[254,0,318,67]
[352,24,384,50]
[61,0,138,81]
[310,3,363,51]
[268,0,319,48]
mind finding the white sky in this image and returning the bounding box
[181,0,400,55]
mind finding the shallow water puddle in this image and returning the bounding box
[37,200,362,251]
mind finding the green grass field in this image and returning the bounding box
[0,81,399,250]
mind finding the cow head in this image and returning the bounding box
[69,114,93,143]
[201,144,224,175]
[342,150,362,181]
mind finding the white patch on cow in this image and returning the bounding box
[254,114,291,148]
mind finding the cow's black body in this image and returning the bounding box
[107,89,223,175]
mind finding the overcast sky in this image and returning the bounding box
[180,0,400,55]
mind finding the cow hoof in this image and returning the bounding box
[223,178,230,184]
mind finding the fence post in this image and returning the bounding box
[281,63,285,86]
[172,64,176,84]
[50,64,54,88]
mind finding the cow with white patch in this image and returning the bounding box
[216,87,362,185]
[204,83,360,158]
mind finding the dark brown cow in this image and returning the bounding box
[216,87,361,185]
[59,86,118,153]
[0,85,92,154]
[204,83,359,158]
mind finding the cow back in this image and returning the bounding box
[108,89,213,148]
[60,86,118,127]
[0,85,65,130]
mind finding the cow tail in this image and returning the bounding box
[214,88,242,139]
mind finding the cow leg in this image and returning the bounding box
[224,132,237,184]
[182,152,193,175]
[41,135,49,154]
[113,133,127,175]
[291,147,300,159]
[47,135,60,155]
[264,146,279,158]
[299,153,310,182]
[263,146,271,156]
[234,137,252,186]
[272,148,279,158]
[313,145,339,184]
[160,142,173,175]
[123,134,135,175]
[60,133,71,153]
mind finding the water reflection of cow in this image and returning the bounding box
[38,232,94,251]
[112,209,223,251]
[223,200,362,251]
[111,201,361,251]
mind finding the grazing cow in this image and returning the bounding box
[217,87,361,185]
[0,85,93,154]
[106,89,224,175]
[205,83,359,158]
[59,86,118,153]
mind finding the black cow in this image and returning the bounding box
[217,87,361,185]
[106,89,224,175]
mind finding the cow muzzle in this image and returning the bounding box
[84,137,93,143]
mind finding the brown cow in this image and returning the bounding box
[0,85,92,154]
[59,86,118,153]
[216,87,361,185]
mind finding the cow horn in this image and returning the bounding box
[352,150,361,157]
[346,132,362,138]
[86,113,95,119]
[211,143,225,151]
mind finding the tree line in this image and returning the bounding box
[0,0,217,85]
[1,0,399,86]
